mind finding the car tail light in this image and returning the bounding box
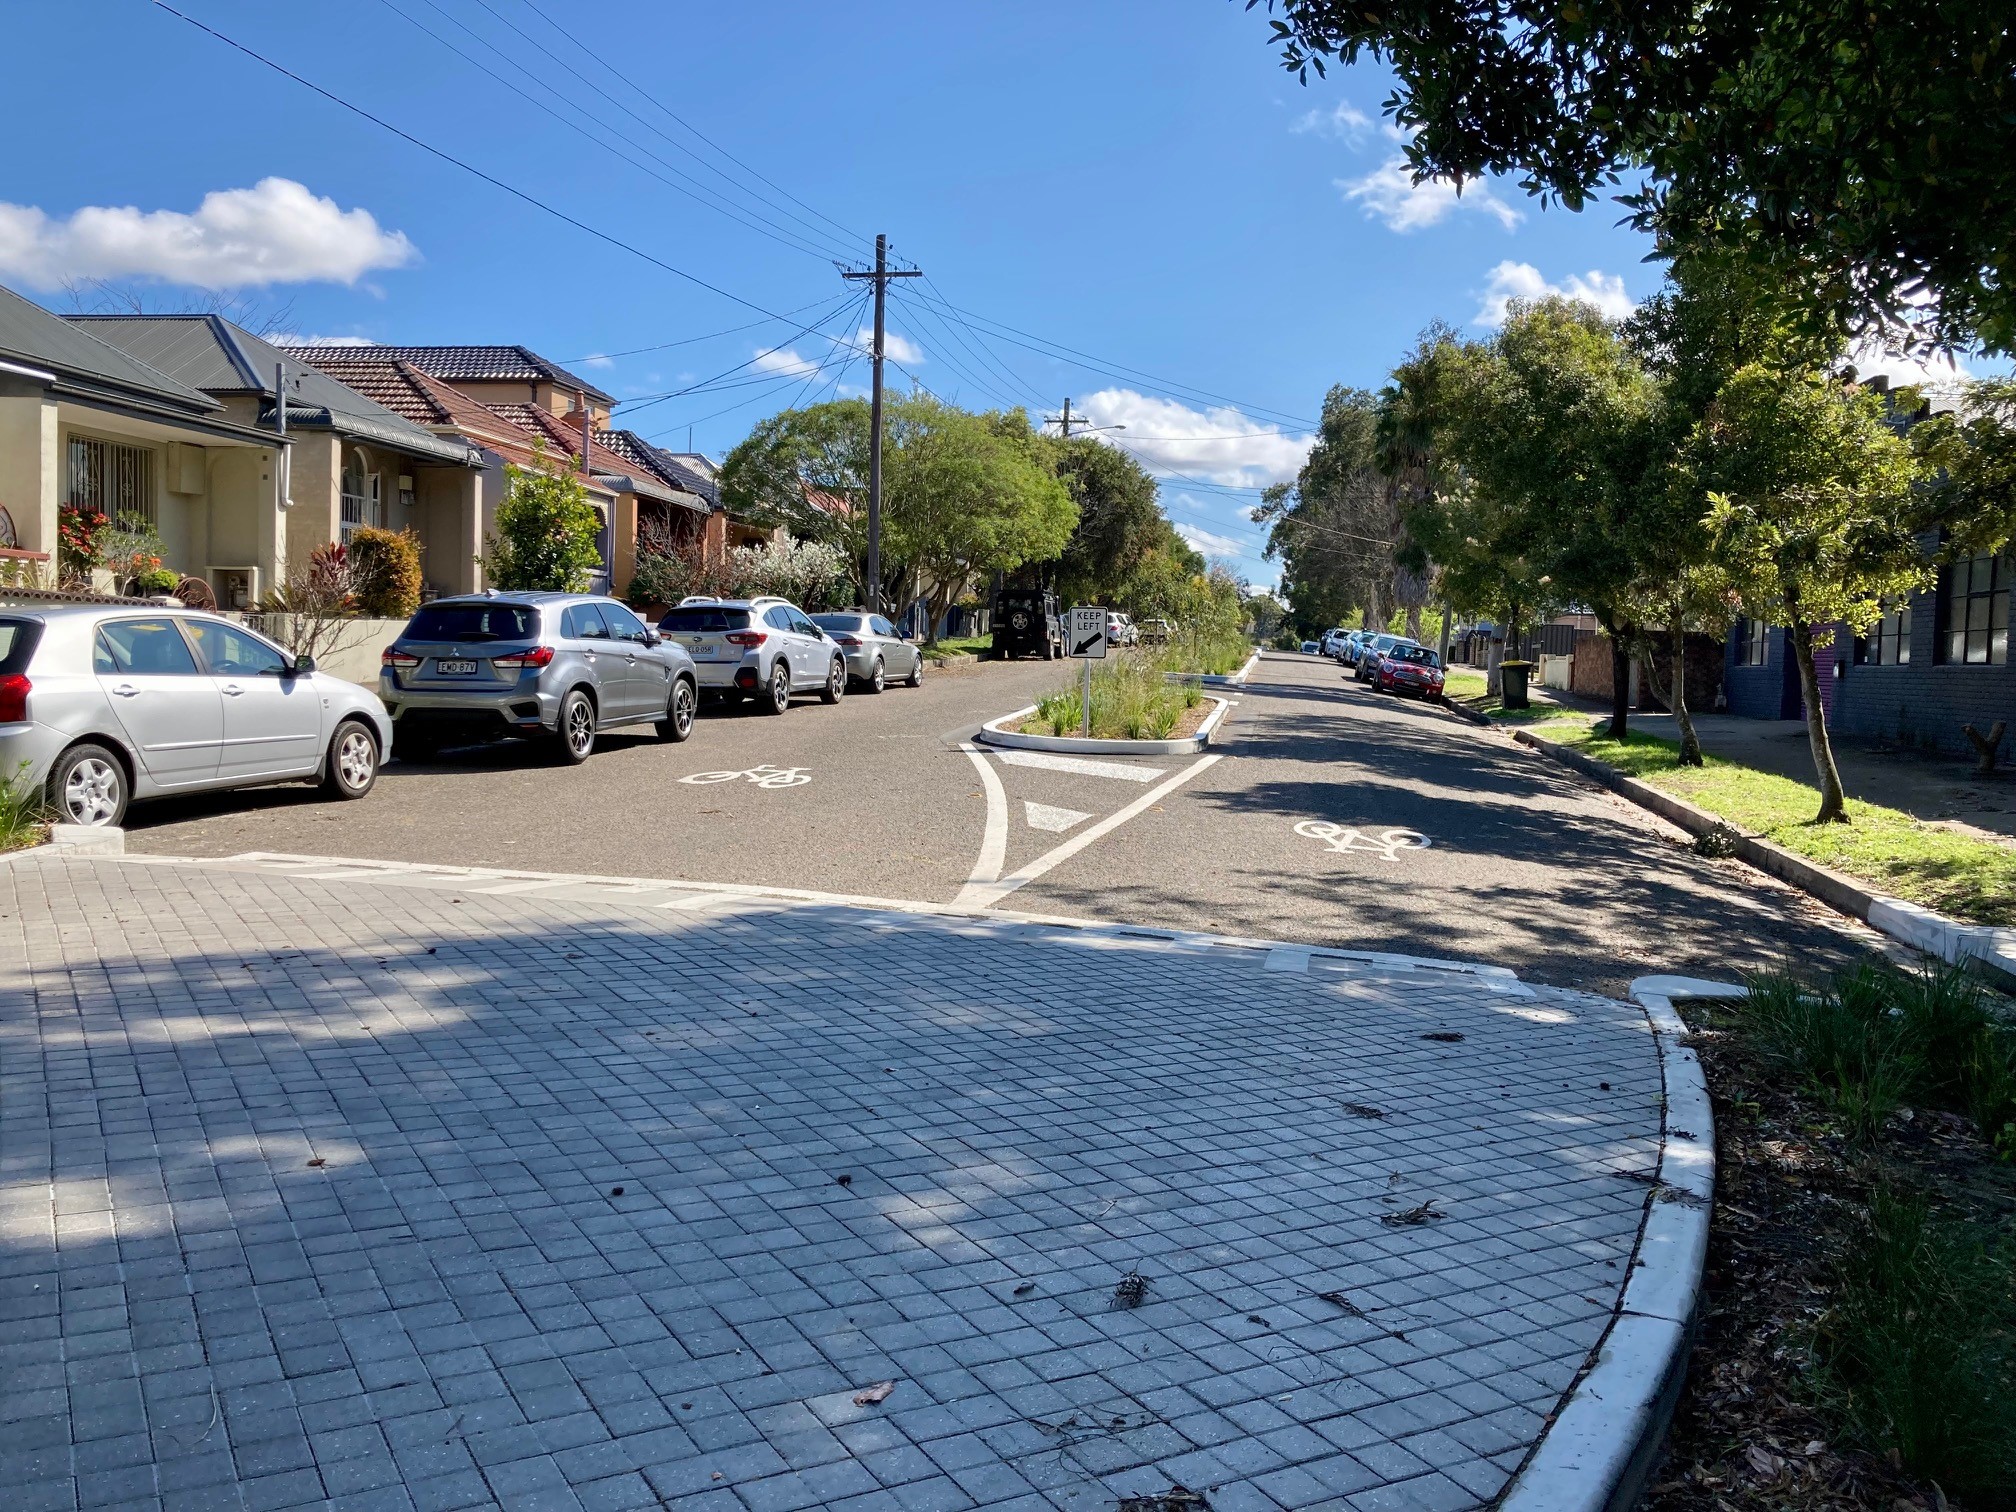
[830,634,862,647]
[0,674,27,723]
[382,647,421,670]
[492,645,556,670]
[725,630,768,648]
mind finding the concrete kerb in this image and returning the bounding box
[1163,646,1264,688]
[1503,726,2016,989]
[0,824,125,866]
[975,693,1232,756]
[1497,974,1739,1512]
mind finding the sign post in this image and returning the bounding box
[1066,605,1108,738]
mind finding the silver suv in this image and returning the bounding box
[656,596,845,714]
[380,592,697,763]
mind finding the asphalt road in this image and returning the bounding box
[127,648,1873,995]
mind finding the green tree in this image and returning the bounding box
[484,443,604,592]
[1247,0,2016,351]
[1686,366,1930,820]
[1052,437,1164,604]
[718,399,868,541]
[883,397,1078,631]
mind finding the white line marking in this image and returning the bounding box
[965,753,1223,907]
[957,742,1009,902]
[1294,820,1431,861]
[1023,801,1091,833]
[993,750,1167,782]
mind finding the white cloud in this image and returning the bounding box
[1291,100,1373,142]
[0,178,416,291]
[750,345,829,379]
[581,354,615,369]
[854,327,924,366]
[268,333,376,348]
[1845,335,1972,402]
[1073,389,1312,488]
[1339,157,1523,233]
[1175,521,1251,559]
[1473,261,1635,327]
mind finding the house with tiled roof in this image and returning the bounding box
[282,346,711,597]
[72,315,485,603]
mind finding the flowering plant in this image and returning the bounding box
[58,507,110,582]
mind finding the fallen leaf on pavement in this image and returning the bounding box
[852,1381,896,1406]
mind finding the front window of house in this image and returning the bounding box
[67,435,156,526]
[1738,618,1768,666]
[1857,601,1911,666]
[1939,551,2008,665]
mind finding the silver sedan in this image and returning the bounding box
[0,605,392,828]
[810,612,924,693]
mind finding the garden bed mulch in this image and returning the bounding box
[1643,1012,2015,1512]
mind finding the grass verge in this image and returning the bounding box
[923,634,990,658]
[1032,651,1209,740]
[1521,721,2016,926]
[0,762,48,854]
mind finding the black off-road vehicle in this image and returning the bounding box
[990,587,1062,659]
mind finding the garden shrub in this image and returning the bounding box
[348,527,423,619]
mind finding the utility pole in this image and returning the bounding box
[1045,398,1124,439]
[842,234,921,614]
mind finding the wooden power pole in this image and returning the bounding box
[842,235,921,613]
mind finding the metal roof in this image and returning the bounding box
[72,316,479,468]
[0,286,219,412]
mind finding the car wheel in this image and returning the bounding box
[554,689,596,762]
[904,653,924,688]
[321,719,380,800]
[761,660,791,715]
[48,743,127,828]
[657,678,697,742]
[820,656,846,704]
[865,657,885,694]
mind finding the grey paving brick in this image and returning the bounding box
[1,852,1667,1512]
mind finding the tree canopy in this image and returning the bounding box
[1247,0,2016,351]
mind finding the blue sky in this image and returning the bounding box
[7,1,1676,586]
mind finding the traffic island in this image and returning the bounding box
[976,692,1231,755]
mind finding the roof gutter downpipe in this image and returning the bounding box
[275,362,294,509]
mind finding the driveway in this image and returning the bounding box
[2,848,1672,1512]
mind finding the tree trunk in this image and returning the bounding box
[1668,619,1703,767]
[1434,603,1452,666]
[1405,604,1423,643]
[1788,617,1850,823]
[1607,629,1632,741]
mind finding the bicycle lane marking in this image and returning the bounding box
[1292,821,1432,861]
[677,765,812,789]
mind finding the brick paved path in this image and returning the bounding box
[0,852,1667,1512]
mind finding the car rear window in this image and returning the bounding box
[659,607,752,632]
[0,619,41,675]
[1389,645,1439,666]
[812,614,867,634]
[405,604,540,642]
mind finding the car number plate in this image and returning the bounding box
[437,659,477,675]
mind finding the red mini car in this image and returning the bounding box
[1372,642,1446,699]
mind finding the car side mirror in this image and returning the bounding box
[292,654,315,675]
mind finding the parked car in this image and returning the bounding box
[1105,611,1139,647]
[1137,618,1173,646]
[811,611,924,693]
[1319,627,1352,658]
[382,592,698,762]
[657,596,845,714]
[1353,633,1417,682]
[0,605,390,828]
[991,587,1062,659]
[1338,630,1372,665]
[1370,642,1446,699]
[1300,640,1321,655]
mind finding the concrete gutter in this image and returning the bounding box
[975,694,1231,756]
[1497,974,1738,1512]
[1506,727,2016,989]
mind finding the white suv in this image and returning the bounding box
[1105,611,1139,647]
[656,596,846,714]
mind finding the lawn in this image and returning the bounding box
[1442,666,1487,699]
[922,634,991,658]
[1525,721,2016,926]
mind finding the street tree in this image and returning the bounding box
[485,441,604,593]
[1685,366,1929,821]
[1052,437,1165,604]
[1245,0,2016,352]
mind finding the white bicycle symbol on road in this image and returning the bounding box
[679,764,812,789]
[1294,820,1431,861]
